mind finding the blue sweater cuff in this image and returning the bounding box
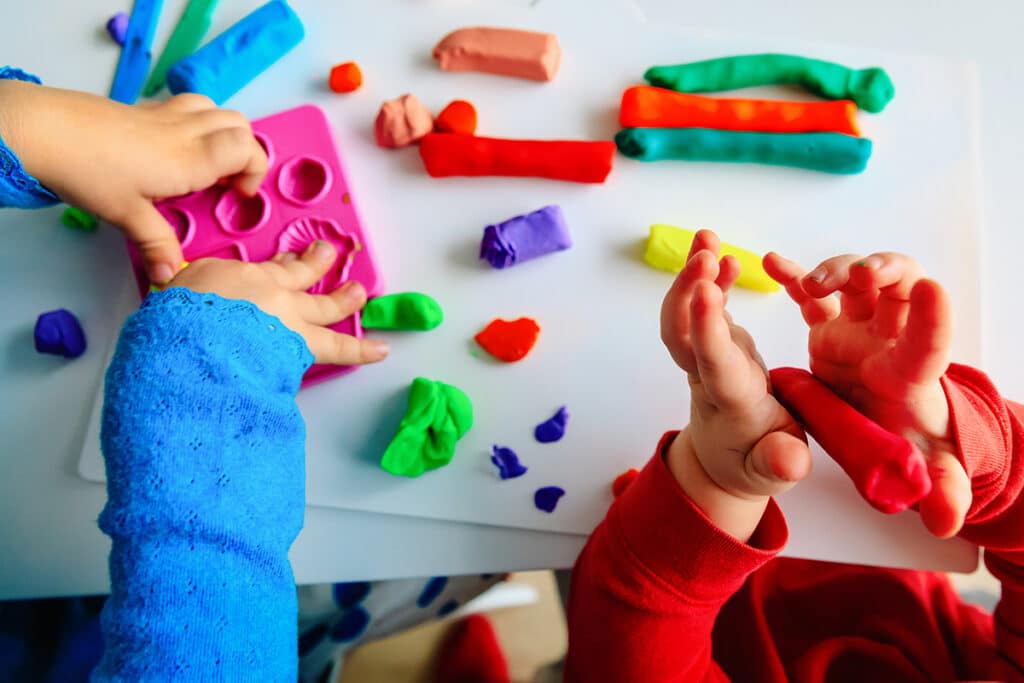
[0,66,60,209]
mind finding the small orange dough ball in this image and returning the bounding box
[329,61,363,93]
[435,99,478,135]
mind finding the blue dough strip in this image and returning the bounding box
[109,0,164,104]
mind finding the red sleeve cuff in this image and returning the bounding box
[608,431,788,603]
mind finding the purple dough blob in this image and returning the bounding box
[490,445,528,480]
[34,309,87,359]
[106,11,129,46]
[534,486,565,513]
[534,405,569,443]
[479,205,572,269]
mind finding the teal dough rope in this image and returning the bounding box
[644,53,895,113]
[615,128,873,175]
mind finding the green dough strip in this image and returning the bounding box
[143,0,221,97]
[644,53,895,113]
[380,377,473,477]
[615,127,872,174]
[61,206,98,232]
[361,292,443,331]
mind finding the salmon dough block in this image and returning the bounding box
[432,27,561,82]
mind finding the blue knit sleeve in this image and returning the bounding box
[0,66,59,209]
[92,288,314,682]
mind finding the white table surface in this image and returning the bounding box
[2,0,1022,600]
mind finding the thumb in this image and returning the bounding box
[744,429,813,497]
[918,449,972,538]
[120,201,186,285]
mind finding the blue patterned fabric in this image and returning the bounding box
[0,66,60,209]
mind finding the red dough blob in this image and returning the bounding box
[436,100,478,135]
[475,317,540,362]
[612,468,640,499]
[769,367,932,514]
[419,133,615,183]
[329,61,363,93]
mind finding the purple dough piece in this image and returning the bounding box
[34,309,87,359]
[490,445,528,480]
[479,204,572,269]
[106,11,129,46]
[534,405,569,443]
[534,485,565,513]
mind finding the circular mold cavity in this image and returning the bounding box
[157,206,194,249]
[278,216,358,294]
[253,132,273,166]
[277,155,332,206]
[214,188,270,235]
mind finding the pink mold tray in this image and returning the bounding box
[127,104,385,387]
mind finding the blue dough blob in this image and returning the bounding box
[332,581,371,609]
[329,606,370,643]
[534,406,569,443]
[416,576,448,608]
[106,12,129,45]
[437,600,460,618]
[298,623,327,656]
[534,486,565,513]
[166,0,304,105]
[490,445,528,480]
[34,309,87,359]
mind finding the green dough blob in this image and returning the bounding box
[362,292,443,331]
[615,127,872,174]
[644,53,895,113]
[61,206,98,232]
[380,377,473,477]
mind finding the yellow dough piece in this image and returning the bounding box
[644,224,780,293]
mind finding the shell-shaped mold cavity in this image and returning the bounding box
[278,216,360,294]
[214,188,270,234]
[158,206,194,248]
[253,132,273,166]
[277,155,332,206]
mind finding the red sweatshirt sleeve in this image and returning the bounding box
[565,432,788,683]
[942,363,1024,677]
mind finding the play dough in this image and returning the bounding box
[480,205,571,269]
[490,445,528,480]
[420,133,615,183]
[644,53,895,113]
[361,292,443,331]
[474,318,540,362]
[769,367,932,514]
[106,12,128,45]
[611,468,639,498]
[435,100,477,135]
[534,406,569,443]
[108,0,162,104]
[61,207,97,232]
[329,61,362,93]
[534,486,565,513]
[432,27,561,82]
[380,377,474,478]
[34,309,87,359]
[644,224,779,293]
[144,0,221,96]
[619,86,859,136]
[375,94,434,148]
[616,127,872,174]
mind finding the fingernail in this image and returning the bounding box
[310,240,334,261]
[368,340,389,361]
[150,263,174,285]
[806,267,826,283]
[863,256,882,269]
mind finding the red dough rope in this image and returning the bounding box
[419,133,615,183]
[769,367,932,514]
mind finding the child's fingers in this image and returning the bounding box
[850,253,925,339]
[300,325,389,365]
[803,253,879,321]
[687,228,720,263]
[890,279,952,386]
[162,92,217,113]
[715,254,741,293]
[120,200,186,285]
[190,108,251,136]
[744,429,812,497]
[689,280,749,408]
[762,252,839,326]
[660,249,719,373]
[267,241,336,290]
[197,127,268,197]
[918,450,972,538]
[298,281,367,325]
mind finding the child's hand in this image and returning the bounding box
[0,79,267,285]
[662,230,811,543]
[168,241,388,365]
[763,251,971,538]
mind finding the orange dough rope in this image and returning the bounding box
[619,86,860,136]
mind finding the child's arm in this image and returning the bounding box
[565,230,812,682]
[0,71,266,284]
[765,251,1024,677]
[92,245,387,681]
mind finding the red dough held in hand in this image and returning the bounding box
[475,318,540,362]
[436,99,478,135]
[769,367,932,514]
